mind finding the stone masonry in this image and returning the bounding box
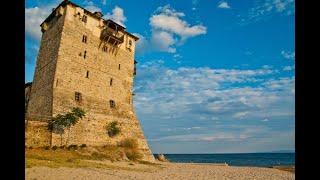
[26,0,155,162]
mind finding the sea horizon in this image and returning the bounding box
[154,153,295,167]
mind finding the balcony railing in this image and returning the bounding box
[100,27,124,43]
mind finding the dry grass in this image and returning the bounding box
[25,146,160,171]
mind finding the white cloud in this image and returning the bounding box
[25,6,53,40]
[102,0,107,5]
[281,50,295,60]
[241,0,295,25]
[83,0,101,13]
[103,6,127,27]
[283,66,294,71]
[263,77,295,91]
[151,30,177,53]
[134,5,207,54]
[155,5,185,17]
[261,118,269,122]
[150,12,207,39]
[132,33,150,55]
[192,7,197,11]
[134,62,294,124]
[218,1,231,9]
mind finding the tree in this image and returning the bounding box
[48,107,86,146]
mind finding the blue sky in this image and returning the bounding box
[25,0,295,153]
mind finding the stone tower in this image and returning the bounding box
[26,0,155,162]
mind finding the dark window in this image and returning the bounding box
[77,12,80,16]
[86,71,89,78]
[75,92,82,101]
[129,39,132,46]
[118,64,121,70]
[110,100,115,108]
[102,46,108,52]
[82,15,87,23]
[110,78,113,86]
[82,35,87,43]
[84,50,87,59]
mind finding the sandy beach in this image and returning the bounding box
[26,161,294,180]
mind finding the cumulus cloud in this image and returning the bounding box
[218,1,231,9]
[103,6,127,27]
[150,30,177,53]
[150,5,207,40]
[134,5,206,54]
[25,6,54,40]
[83,0,101,13]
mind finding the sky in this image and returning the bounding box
[25,0,295,154]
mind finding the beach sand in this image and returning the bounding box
[26,161,295,180]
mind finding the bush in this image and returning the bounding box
[29,146,33,149]
[80,144,87,148]
[60,145,65,149]
[51,146,58,150]
[107,121,121,137]
[119,138,139,149]
[44,146,50,150]
[125,149,143,162]
[67,144,78,150]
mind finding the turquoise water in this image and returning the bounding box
[155,153,295,167]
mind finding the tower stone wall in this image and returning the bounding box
[26,0,155,162]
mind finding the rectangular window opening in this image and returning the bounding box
[75,92,82,101]
[82,35,87,43]
[84,50,86,59]
[102,45,108,52]
[110,100,115,108]
[110,78,113,86]
[86,71,89,78]
[82,15,87,23]
[118,64,121,70]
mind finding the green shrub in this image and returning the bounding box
[51,146,58,150]
[80,144,87,148]
[107,121,121,137]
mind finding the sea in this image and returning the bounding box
[155,153,295,167]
